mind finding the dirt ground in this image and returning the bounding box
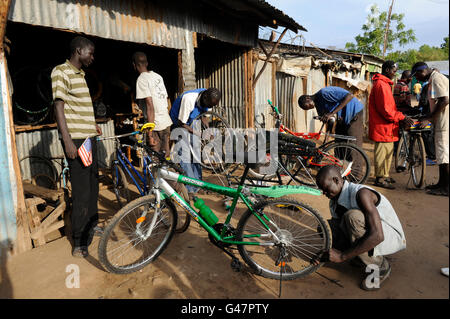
[0,140,448,300]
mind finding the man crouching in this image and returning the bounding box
[315,165,406,290]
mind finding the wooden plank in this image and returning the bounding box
[14,123,58,133]
[25,198,46,247]
[23,181,64,202]
[39,202,66,230]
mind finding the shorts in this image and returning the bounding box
[151,126,171,153]
[435,129,449,164]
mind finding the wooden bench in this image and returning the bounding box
[23,181,67,248]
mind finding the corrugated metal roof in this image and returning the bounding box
[202,0,306,32]
[8,0,267,48]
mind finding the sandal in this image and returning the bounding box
[426,188,449,197]
[374,180,395,190]
[425,184,441,190]
[385,177,396,184]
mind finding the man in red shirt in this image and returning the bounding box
[369,61,414,189]
[393,70,414,115]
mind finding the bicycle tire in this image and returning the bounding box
[321,142,370,185]
[109,157,131,207]
[19,155,58,189]
[189,111,232,172]
[98,194,177,274]
[410,135,426,188]
[236,198,331,280]
[394,134,407,172]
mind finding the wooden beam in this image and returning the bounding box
[252,27,288,90]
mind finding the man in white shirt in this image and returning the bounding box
[413,62,449,197]
[314,165,407,290]
[133,52,172,158]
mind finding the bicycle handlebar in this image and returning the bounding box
[97,130,140,141]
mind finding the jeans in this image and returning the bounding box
[176,133,203,193]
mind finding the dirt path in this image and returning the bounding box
[1,143,448,299]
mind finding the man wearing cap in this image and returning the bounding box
[412,62,449,196]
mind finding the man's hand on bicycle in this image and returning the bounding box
[320,113,334,123]
[402,116,415,128]
[419,118,431,129]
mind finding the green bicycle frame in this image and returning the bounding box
[157,167,321,246]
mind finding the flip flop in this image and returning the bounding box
[426,188,449,196]
[374,180,395,190]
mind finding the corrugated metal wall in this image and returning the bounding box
[254,59,274,129]
[196,49,246,129]
[16,120,115,182]
[8,0,257,49]
[275,72,297,130]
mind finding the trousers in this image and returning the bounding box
[328,209,389,272]
[62,138,99,247]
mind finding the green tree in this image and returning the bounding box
[441,36,449,57]
[345,4,416,57]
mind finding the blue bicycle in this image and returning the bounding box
[98,124,191,233]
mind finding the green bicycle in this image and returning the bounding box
[98,141,331,281]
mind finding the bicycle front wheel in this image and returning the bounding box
[236,199,331,280]
[410,135,426,188]
[98,194,177,274]
[395,134,407,172]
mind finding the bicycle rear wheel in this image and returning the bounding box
[98,194,177,274]
[410,135,426,188]
[321,142,370,184]
[236,198,331,280]
[110,157,131,207]
[190,111,232,172]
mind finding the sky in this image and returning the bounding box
[263,0,449,52]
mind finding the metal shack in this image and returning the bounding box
[0,0,305,253]
[254,40,384,135]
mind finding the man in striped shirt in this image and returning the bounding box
[51,36,102,258]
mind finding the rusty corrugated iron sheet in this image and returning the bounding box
[8,0,259,48]
[16,120,115,182]
[196,49,246,129]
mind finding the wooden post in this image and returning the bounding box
[252,27,288,90]
[1,0,33,253]
[244,49,254,128]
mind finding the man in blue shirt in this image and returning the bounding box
[298,86,364,148]
[170,88,221,195]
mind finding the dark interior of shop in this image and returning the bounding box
[5,21,180,131]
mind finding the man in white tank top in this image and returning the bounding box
[315,165,406,290]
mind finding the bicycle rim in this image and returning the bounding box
[410,136,426,188]
[19,155,58,189]
[236,199,331,280]
[321,143,370,184]
[190,111,231,172]
[98,195,177,274]
[279,154,317,186]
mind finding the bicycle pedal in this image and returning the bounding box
[230,259,242,272]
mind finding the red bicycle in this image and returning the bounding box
[248,100,370,187]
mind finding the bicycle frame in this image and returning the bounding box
[150,167,280,246]
[113,146,156,196]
